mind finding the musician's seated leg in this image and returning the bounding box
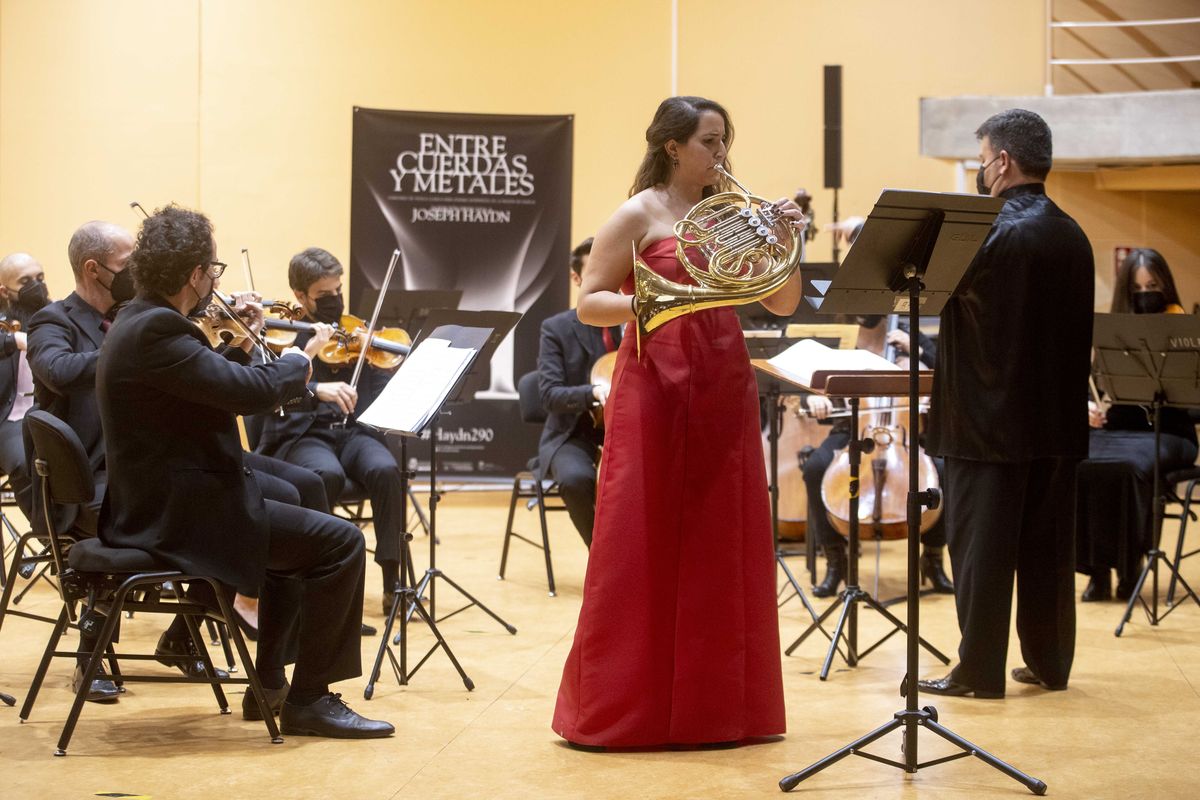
[340,430,404,596]
[547,437,600,548]
[283,431,346,517]
[919,456,954,593]
[259,499,392,738]
[246,450,330,513]
[802,429,850,597]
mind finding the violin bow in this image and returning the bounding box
[341,248,401,424]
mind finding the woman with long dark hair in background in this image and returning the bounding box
[1077,248,1195,601]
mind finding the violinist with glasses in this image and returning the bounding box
[97,205,391,737]
[256,247,409,616]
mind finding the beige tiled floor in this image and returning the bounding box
[1,489,1197,799]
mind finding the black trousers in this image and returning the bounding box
[256,499,365,689]
[546,437,599,547]
[245,451,330,513]
[801,428,946,551]
[177,499,364,687]
[0,418,32,517]
[286,426,403,565]
[943,456,1078,694]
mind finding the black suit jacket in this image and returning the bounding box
[0,328,21,421]
[27,292,108,473]
[927,184,1094,462]
[255,329,390,459]
[536,309,619,471]
[97,297,309,589]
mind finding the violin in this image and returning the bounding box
[261,301,309,350]
[317,314,410,370]
[191,292,278,362]
[0,319,21,334]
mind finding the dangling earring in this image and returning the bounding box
[671,156,679,169]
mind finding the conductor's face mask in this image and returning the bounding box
[976,154,1002,196]
[1131,290,1168,315]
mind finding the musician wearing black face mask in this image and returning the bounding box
[1076,248,1195,603]
[27,222,133,488]
[257,247,409,613]
[0,251,50,517]
[921,109,1094,699]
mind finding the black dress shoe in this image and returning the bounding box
[155,632,230,680]
[72,664,120,704]
[917,675,1004,699]
[360,623,377,637]
[242,680,289,721]
[1081,574,1112,602]
[1011,666,1066,691]
[279,693,394,739]
[1115,578,1135,602]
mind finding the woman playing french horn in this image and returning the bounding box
[553,96,805,748]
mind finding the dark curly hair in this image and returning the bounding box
[130,204,215,299]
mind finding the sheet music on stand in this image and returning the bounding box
[357,328,484,436]
[764,339,903,392]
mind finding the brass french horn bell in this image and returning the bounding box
[633,165,805,355]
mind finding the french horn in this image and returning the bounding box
[633,165,805,354]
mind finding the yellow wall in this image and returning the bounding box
[1047,172,1200,310]
[2,0,1195,313]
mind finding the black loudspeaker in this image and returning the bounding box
[823,65,842,190]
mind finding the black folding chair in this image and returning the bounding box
[19,410,282,756]
[1165,466,1200,606]
[498,371,569,597]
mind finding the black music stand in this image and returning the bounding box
[750,328,851,611]
[779,369,949,680]
[750,346,837,640]
[362,310,520,698]
[357,288,463,335]
[780,190,1047,796]
[1092,313,1200,636]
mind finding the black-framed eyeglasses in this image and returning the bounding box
[207,261,228,278]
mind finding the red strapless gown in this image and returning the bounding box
[552,237,785,747]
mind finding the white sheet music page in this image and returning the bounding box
[357,337,475,435]
[767,339,901,388]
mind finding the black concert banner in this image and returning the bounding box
[350,107,573,477]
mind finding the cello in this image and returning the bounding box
[819,315,941,540]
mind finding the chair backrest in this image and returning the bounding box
[25,410,96,620]
[516,371,547,425]
[26,410,94,506]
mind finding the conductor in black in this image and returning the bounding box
[919,109,1094,698]
[97,205,393,738]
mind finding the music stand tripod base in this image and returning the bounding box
[365,437,476,699]
[782,394,950,680]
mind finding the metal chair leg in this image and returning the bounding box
[499,475,522,580]
[534,478,556,597]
